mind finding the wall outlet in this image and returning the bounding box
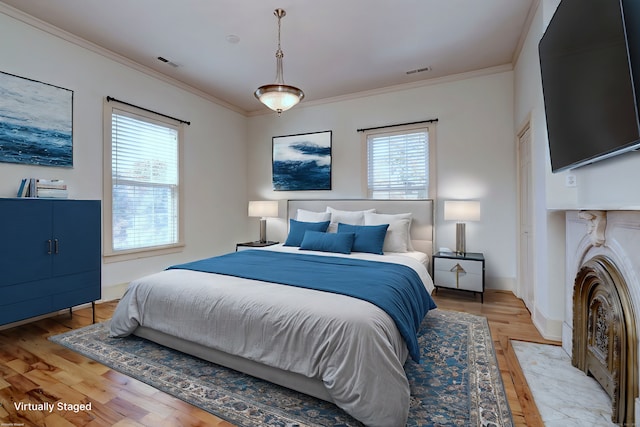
[565,174,577,187]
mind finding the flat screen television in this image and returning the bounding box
[539,0,640,173]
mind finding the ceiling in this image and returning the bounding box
[1,0,537,115]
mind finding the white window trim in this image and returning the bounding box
[361,123,437,200]
[102,99,185,263]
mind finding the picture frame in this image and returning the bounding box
[272,130,332,191]
[0,71,73,167]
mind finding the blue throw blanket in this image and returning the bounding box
[168,250,436,362]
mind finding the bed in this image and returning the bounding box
[109,199,436,426]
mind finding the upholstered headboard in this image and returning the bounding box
[286,199,435,260]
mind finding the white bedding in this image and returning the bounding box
[110,246,434,426]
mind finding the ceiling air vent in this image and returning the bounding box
[157,56,179,68]
[406,66,432,75]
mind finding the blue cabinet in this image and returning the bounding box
[0,198,101,325]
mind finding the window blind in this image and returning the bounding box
[111,111,179,251]
[367,130,429,199]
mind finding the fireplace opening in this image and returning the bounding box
[573,255,638,425]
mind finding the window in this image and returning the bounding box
[364,125,435,199]
[103,100,184,260]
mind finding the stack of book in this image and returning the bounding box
[17,178,69,198]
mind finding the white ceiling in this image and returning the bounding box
[1,0,537,115]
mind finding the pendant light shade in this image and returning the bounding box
[254,9,304,115]
[255,84,304,113]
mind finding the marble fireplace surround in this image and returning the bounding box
[564,210,640,423]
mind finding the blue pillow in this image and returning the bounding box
[337,223,389,255]
[284,219,331,247]
[299,230,355,254]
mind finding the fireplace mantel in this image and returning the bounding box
[564,210,640,423]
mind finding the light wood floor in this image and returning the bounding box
[0,290,559,426]
[433,289,560,427]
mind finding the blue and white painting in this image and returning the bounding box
[0,71,73,167]
[272,130,331,191]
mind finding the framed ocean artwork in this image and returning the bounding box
[272,130,332,191]
[0,71,73,167]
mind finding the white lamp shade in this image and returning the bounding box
[444,200,481,221]
[248,200,279,218]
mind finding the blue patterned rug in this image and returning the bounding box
[49,309,512,426]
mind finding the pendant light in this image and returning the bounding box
[254,9,304,115]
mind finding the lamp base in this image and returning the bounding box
[259,218,267,243]
[455,222,466,254]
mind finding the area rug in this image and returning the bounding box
[50,310,512,426]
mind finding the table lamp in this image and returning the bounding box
[444,200,481,254]
[248,200,279,243]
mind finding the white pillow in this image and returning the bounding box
[364,212,413,252]
[326,207,376,233]
[296,209,331,222]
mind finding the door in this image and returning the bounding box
[52,200,101,277]
[518,125,534,311]
[0,199,53,287]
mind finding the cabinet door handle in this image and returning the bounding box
[54,239,59,254]
[47,239,52,255]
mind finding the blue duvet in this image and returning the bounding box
[168,249,436,362]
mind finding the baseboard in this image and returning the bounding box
[532,306,563,341]
[0,292,121,331]
[100,282,129,302]
[0,309,70,331]
[486,276,515,292]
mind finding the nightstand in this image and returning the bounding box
[236,241,279,251]
[432,251,485,302]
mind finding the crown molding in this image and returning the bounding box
[511,0,541,65]
[247,64,514,117]
[0,3,247,116]
[2,3,519,119]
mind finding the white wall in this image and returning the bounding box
[512,0,566,340]
[247,70,518,291]
[573,151,640,209]
[532,0,640,211]
[513,0,640,341]
[544,0,640,343]
[0,10,249,299]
